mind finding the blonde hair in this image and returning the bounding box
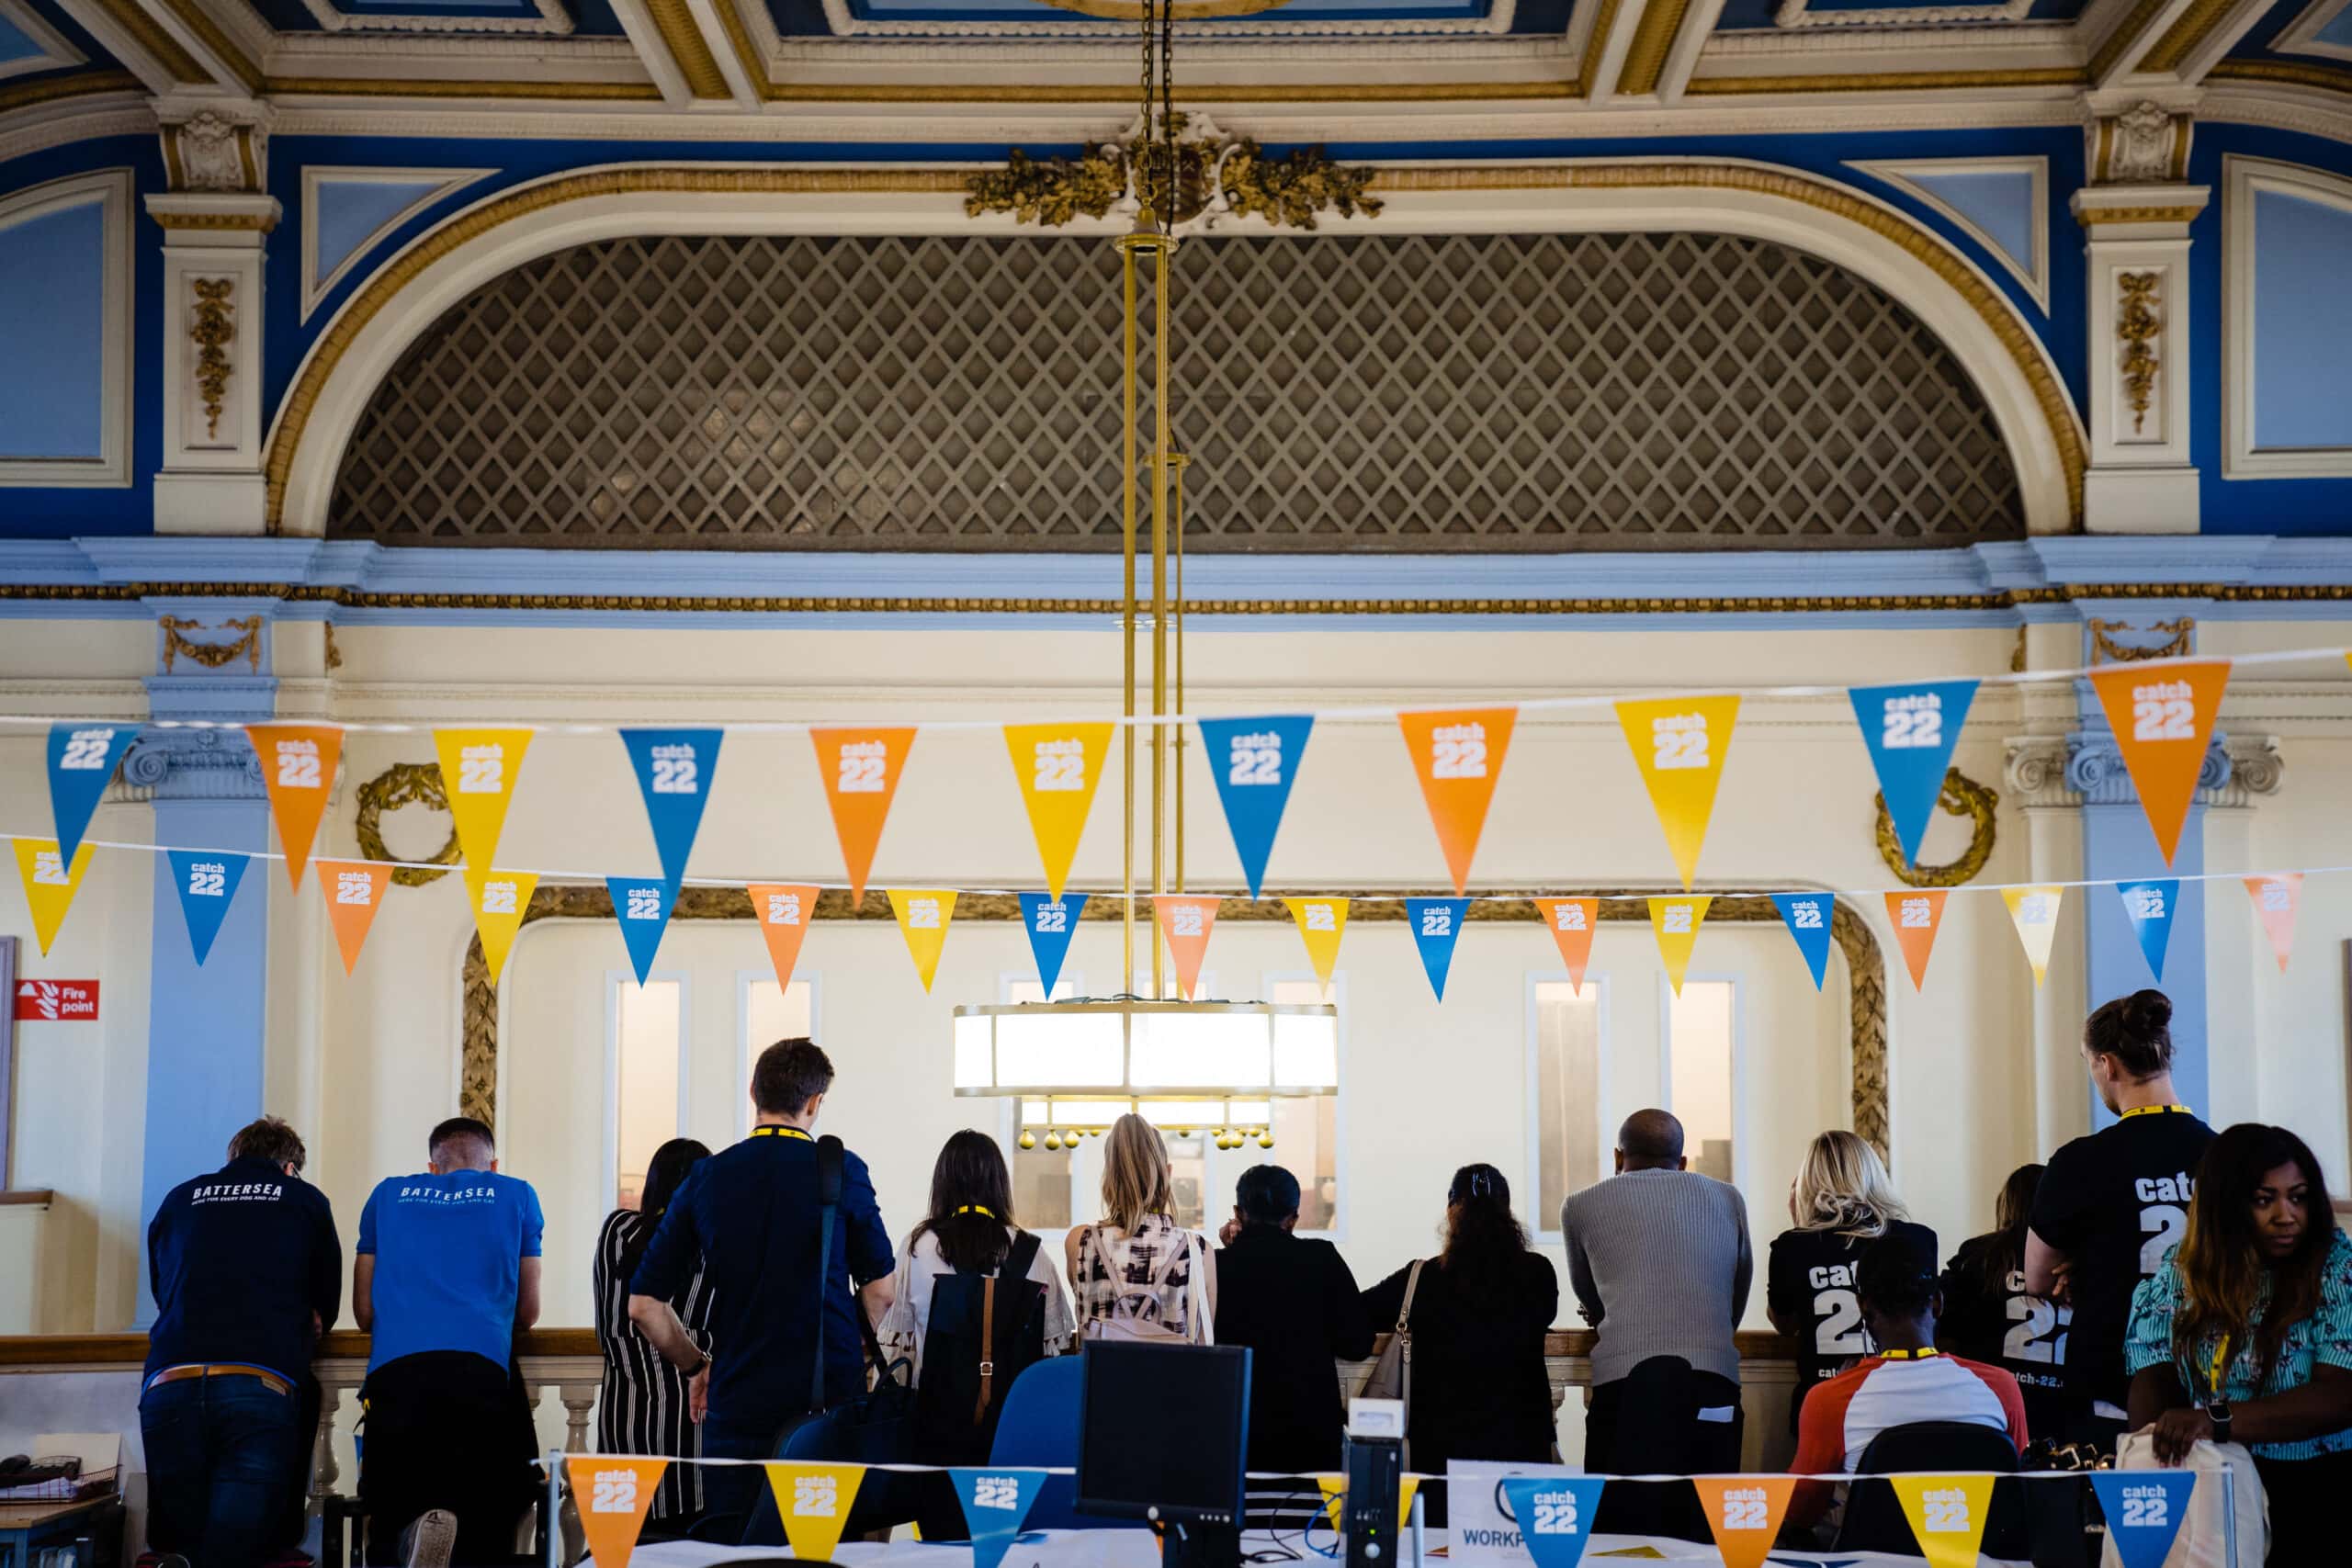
[1792,1129,1910,1240]
[1099,1112,1174,1234]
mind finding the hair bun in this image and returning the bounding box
[2128,989,2173,1032]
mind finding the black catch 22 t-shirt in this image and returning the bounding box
[1767,1220,1939,1413]
[2028,1109,2215,1408]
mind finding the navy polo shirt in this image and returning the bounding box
[630,1127,893,1425]
[146,1156,343,1383]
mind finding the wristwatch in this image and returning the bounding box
[2205,1401,2233,1444]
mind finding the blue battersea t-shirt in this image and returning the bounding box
[357,1169,544,1373]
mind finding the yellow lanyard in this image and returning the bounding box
[2120,1104,2193,1119]
[1878,1348,1941,1360]
[955,1205,997,1218]
[752,1125,813,1143]
[2209,1334,2232,1399]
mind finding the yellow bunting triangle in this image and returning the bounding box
[2000,885,2064,987]
[11,839,94,954]
[889,889,957,992]
[567,1458,666,1568]
[247,724,344,889]
[1003,721,1114,899]
[763,1461,865,1562]
[1647,895,1712,996]
[1317,1474,1419,1539]
[464,864,537,985]
[1891,1474,1995,1568]
[1616,695,1740,890]
[1283,897,1349,994]
[432,728,534,872]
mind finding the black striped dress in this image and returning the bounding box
[593,1207,716,1523]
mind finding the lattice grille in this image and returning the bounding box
[329,231,2024,549]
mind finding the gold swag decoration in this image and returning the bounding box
[1874,767,1998,888]
[965,112,1381,231]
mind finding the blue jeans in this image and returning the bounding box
[140,1371,302,1568]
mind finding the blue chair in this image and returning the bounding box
[986,1355,1143,1535]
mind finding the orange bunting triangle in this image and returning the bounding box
[1647,895,1711,996]
[431,728,534,872]
[11,838,94,955]
[247,724,344,888]
[315,859,391,976]
[888,889,956,992]
[568,1458,666,1568]
[1693,1477,1797,1568]
[2245,874,2302,972]
[1885,889,1949,990]
[1004,722,1114,899]
[1534,897,1599,995]
[1616,694,1741,890]
[1283,897,1348,994]
[1154,895,1220,999]
[748,883,820,993]
[464,865,537,985]
[2088,660,2230,865]
[1396,707,1517,894]
[811,727,916,904]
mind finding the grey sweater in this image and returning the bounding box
[1558,1167,1753,1385]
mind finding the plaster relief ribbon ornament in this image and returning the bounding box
[1405,897,1470,1002]
[1198,715,1314,898]
[168,849,250,966]
[748,884,820,995]
[1616,695,1741,891]
[466,867,538,986]
[1154,894,1220,1000]
[1534,897,1599,996]
[890,889,958,993]
[2245,873,2302,972]
[2001,885,2065,988]
[1501,1476,1610,1568]
[1891,1474,1994,1568]
[567,1457,666,1568]
[44,721,140,869]
[1692,1477,1795,1568]
[1648,896,1712,997]
[1849,681,1977,868]
[619,728,723,889]
[431,727,534,873]
[1283,897,1349,995]
[2086,659,2231,867]
[1020,891,1088,997]
[1885,889,1950,991]
[315,860,391,976]
[1771,894,1836,991]
[1398,707,1517,896]
[247,725,344,889]
[606,876,678,987]
[11,839,93,955]
[762,1462,865,1563]
[1004,722,1114,901]
[812,727,916,906]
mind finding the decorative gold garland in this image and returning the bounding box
[456,886,1892,1156]
[352,761,462,886]
[157,614,262,672]
[2089,615,2193,663]
[1873,768,1997,888]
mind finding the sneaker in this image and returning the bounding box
[399,1509,457,1568]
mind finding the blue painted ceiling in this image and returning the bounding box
[2227,0,2352,58]
[768,0,1569,32]
[12,0,119,78]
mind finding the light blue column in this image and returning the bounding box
[131,605,279,1319]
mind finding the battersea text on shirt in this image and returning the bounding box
[356,1169,545,1375]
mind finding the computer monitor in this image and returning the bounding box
[1076,1340,1252,1550]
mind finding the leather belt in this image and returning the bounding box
[149,1363,291,1397]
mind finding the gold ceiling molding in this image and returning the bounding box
[1616,0,1695,98]
[642,0,733,100]
[82,0,209,85]
[149,209,280,231]
[1031,0,1297,16]
[153,0,263,93]
[2208,60,2352,96]
[2088,0,2168,81]
[2139,0,2240,76]
[1685,67,2086,95]
[2074,204,2208,227]
[713,0,766,98]
[260,76,667,101]
[1576,0,1624,98]
[765,80,1580,102]
[0,69,142,117]
[265,161,2086,534]
[455,885,1891,1154]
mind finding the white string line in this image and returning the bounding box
[11,830,2343,907]
[565,1454,2132,1484]
[0,643,2342,739]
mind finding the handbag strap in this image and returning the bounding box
[975,1274,999,1424]
[811,1134,844,1413]
[1396,1258,1426,1335]
[1186,1230,1214,1346]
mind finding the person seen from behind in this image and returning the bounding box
[592,1137,714,1533]
[1066,1112,1216,1343]
[1939,1162,2070,1439]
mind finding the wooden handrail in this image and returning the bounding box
[1,1326,1795,1369]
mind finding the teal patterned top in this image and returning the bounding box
[2124,1226,2352,1461]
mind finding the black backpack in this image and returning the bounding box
[911,1230,1048,1467]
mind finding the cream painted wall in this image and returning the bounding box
[4,613,2348,1333]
